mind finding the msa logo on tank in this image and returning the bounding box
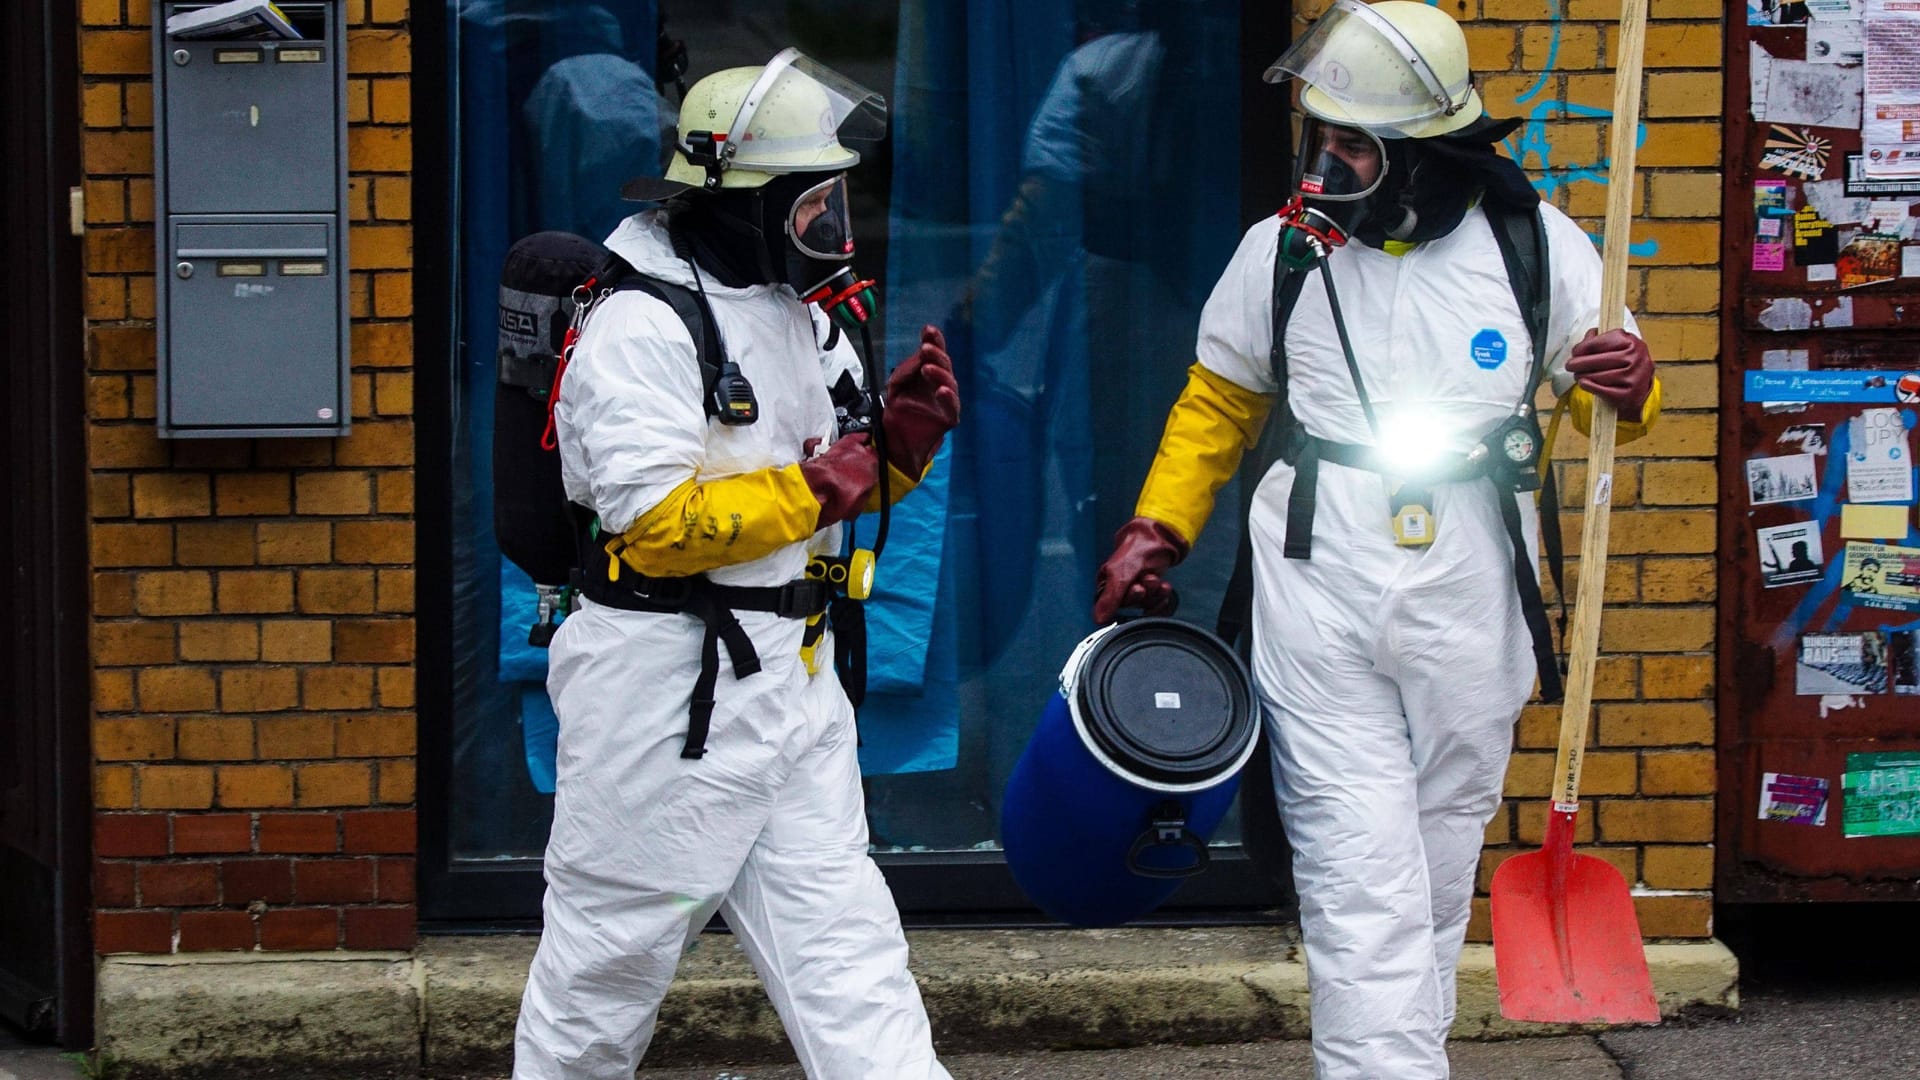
[497,286,554,354]
[1470,328,1509,370]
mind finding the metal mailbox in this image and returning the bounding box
[152,1,349,437]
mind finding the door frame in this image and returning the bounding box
[0,0,94,1046]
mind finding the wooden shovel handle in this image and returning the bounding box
[1551,0,1648,810]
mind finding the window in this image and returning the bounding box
[421,0,1286,922]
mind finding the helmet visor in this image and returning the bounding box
[1263,0,1470,134]
[787,174,857,262]
[723,48,888,173]
[1293,118,1388,202]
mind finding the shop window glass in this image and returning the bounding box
[444,0,1246,867]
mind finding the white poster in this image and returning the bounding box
[1765,58,1865,128]
[1847,407,1916,501]
[1863,0,1920,179]
[1811,17,1867,62]
[1748,453,1822,504]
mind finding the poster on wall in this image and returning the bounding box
[1763,130,1833,181]
[1765,57,1865,129]
[1752,0,1811,23]
[1760,772,1832,825]
[1837,232,1903,286]
[1840,541,1920,610]
[1796,631,1891,693]
[1846,407,1916,502]
[1862,0,1920,179]
[1748,452,1822,503]
[1760,521,1828,586]
[1842,751,1920,837]
[1811,16,1868,62]
[1779,422,1830,454]
[1846,153,1920,194]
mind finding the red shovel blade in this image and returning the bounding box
[1490,810,1659,1025]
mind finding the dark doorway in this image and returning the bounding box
[0,0,95,1047]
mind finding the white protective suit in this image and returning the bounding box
[513,211,950,1080]
[1194,205,1635,1079]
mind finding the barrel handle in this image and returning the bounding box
[1125,800,1211,880]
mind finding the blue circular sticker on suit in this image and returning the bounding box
[1471,329,1508,370]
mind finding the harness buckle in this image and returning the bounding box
[775,579,831,619]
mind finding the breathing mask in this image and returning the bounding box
[1277,119,1390,267]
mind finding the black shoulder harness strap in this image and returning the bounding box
[1217,202,1567,699]
[594,252,727,419]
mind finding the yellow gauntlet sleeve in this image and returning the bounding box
[601,464,821,579]
[1568,376,1663,446]
[864,459,929,514]
[1134,364,1273,546]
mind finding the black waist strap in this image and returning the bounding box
[572,568,831,758]
[1276,430,1562,702]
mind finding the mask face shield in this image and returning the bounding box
[1293,117,1389,204]
[786,174,855,263]
[1263,0,1471,137]
[721,48,888,175]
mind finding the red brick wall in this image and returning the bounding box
[81,0,419,954]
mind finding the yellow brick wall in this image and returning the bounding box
[1296,0,1723,941]
[81,0,419,955]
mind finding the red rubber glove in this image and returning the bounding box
[800,434,879,528]
[881,325,961,477]
[1091,517,1190,626]
[1566,328,1654,423]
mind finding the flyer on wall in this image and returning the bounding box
[1863,0,1920,179]
[1759,521,1827,586]
[1796,631,1891,694]
[1840,541,1920,611]
[1842,751,1920,837]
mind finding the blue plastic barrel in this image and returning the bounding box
[1001,618,1260,927]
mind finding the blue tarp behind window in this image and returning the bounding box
[446,0,1244,862]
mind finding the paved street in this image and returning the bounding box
[637,1037,1617,1079]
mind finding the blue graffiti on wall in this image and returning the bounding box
[1429,0,1658,256]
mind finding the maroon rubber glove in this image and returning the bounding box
[1091,517,1191,626]
[800,433,879,528]
[1566,328,1654,423]
[881,325,961,477]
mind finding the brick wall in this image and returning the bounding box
[1292,0,1724,940]
[81,0,418,954]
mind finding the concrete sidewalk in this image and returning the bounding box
[90,927,1736,1078]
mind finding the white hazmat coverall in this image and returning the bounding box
[512,211,950,1080]
[1133,204,1655,1080]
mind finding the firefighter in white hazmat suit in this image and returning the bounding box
[1093,4,1660,1078]
[513,51,958,1080]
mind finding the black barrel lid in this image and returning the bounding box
[1074,618,1257,787]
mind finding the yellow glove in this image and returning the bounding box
[864,459,929,514]
[1134,364,1274,546]
[1567,377,1663,445]
[601,465,821,580]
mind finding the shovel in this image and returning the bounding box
[1489,0,1659,1026]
